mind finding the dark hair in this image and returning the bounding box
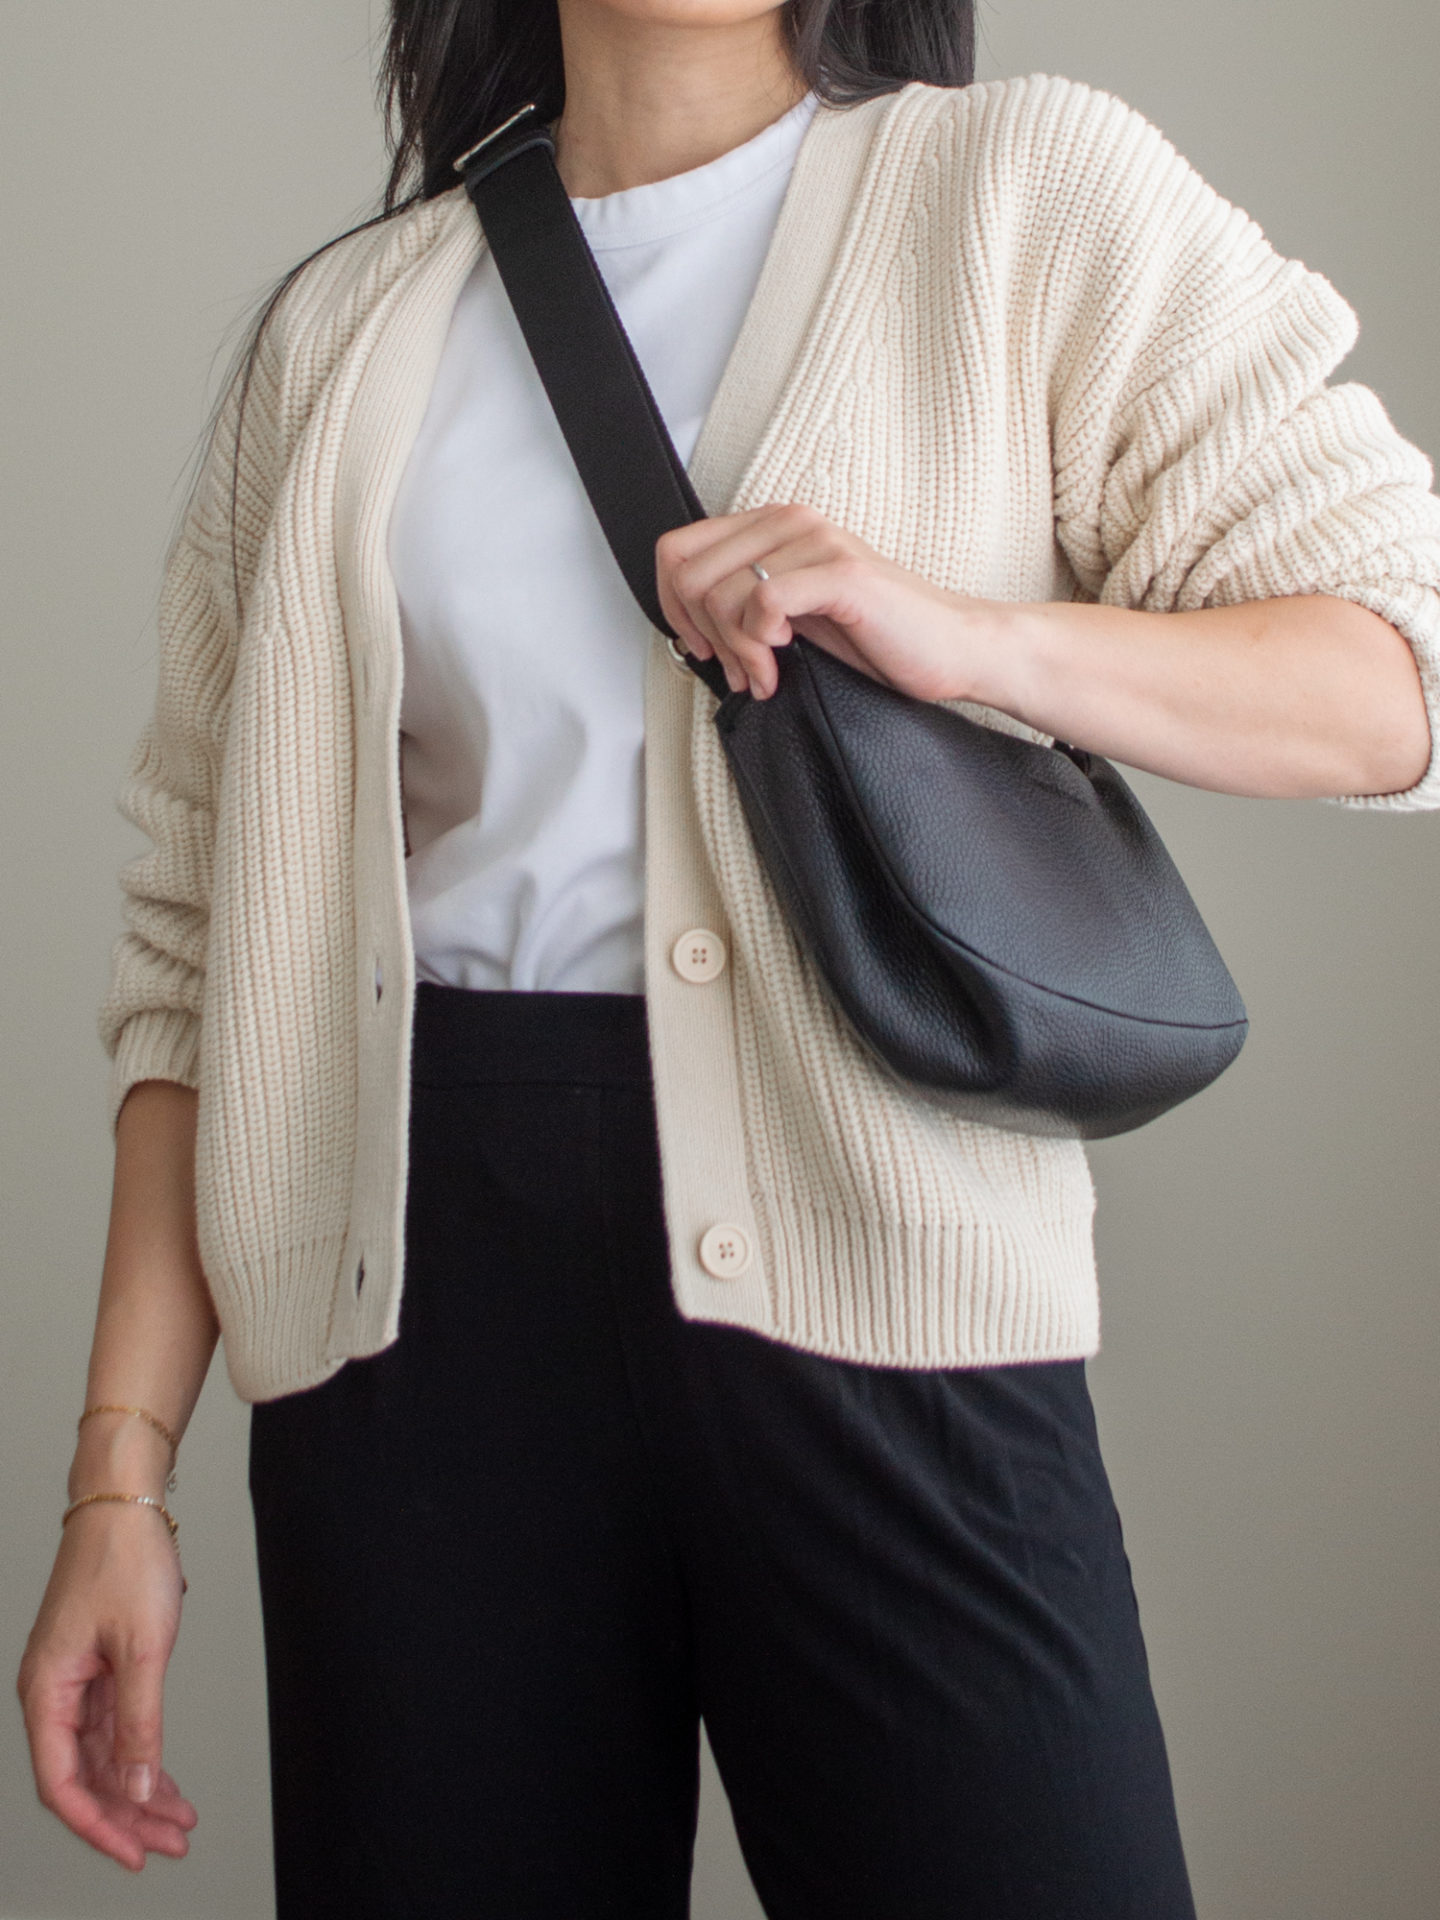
[380,0,977,207]
[216,0,974,599]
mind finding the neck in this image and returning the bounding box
[551,3,806,196]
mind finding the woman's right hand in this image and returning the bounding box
[17,1500,198,1872]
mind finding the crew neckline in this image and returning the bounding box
[569,91,820,250]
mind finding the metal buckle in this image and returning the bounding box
[664,634,694,677]
[453,103,541,176]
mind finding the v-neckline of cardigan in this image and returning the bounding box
[329,84,914,714]
[684,85,907,518]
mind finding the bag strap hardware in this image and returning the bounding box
[453,102,548,178]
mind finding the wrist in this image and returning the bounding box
[952,599,1105,727]
[59,1494,187,1591]
[936,598,1045,712]
[68,1417,175,1505]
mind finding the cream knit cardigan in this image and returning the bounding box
[101,76,1440,1402]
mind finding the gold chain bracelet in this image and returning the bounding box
[78,1404,181,1454]
[61,1493,187,1593]
[62,1491,180,1540]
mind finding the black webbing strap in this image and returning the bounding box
[459,108,727,699]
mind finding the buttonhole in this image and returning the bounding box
[354,1259,366,1298]
[374,958,384,1005]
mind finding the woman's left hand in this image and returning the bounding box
[655,503,998,703]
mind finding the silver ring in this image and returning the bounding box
[751,562,771,583]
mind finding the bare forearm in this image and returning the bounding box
[969,594,1432,799]
[20,1079,211,1871]
[70,1082,219,1501]
[658,508,1433,802]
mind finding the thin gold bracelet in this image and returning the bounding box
[78,1404,181,1455]
[61,1493,188,1593]
[62,1491,180,1541]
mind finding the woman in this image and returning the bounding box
[18,1,1440,1914]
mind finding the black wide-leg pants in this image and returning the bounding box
[249,983,1196,1919]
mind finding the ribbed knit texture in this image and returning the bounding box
[101,77,1440,1401]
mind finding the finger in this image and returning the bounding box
[655,514,766,664]
[47,1746,194,1869]
[656,505,829,678]
[63,1764,196,1865]
[663,514,874,698]
[108,1635,167,1812]
[32,1723,146,1870]
[697,538,846,695]
[656,555,737,682]
[145,1768,199,1829]
[670,528,840,694]
[26,1669,143,1866]
[129,1806,193,1858]
[655,503,786,575]
[681,503,830,591]
[43,1772,148,1872]
[735,558,882,697]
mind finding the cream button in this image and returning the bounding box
[671,928,727,985]
[699,1223,752,1280]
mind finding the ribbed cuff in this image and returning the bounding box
[1329,581,1440,813]
[108,1007,202,1134]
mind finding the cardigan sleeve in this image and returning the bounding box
[95,203,455,1131]
[98,537,227,1127]
[1046,83,1440,811]
[98,323,282,1131]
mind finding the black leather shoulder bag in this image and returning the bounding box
[457,105,1248,1139]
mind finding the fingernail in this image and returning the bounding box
[124,1764,155,1804]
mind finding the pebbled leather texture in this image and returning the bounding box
[715,641,1247,1138]
[465,109,1249,1139]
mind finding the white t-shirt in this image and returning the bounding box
[390,92,819,994]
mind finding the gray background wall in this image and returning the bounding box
[2,2,1436,1914]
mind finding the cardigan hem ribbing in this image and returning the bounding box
[212,1211,1100,1400]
